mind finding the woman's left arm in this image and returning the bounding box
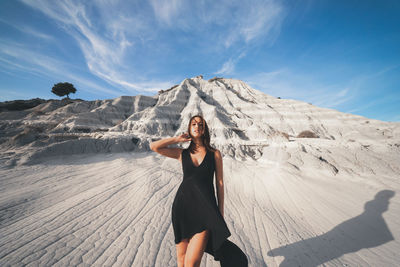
[214,149,225,217]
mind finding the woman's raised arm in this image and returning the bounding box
[149,133,191,160]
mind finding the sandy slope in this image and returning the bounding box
[1,76,399,266]
[1,143,399,266]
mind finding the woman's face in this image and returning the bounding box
[190,117,204,138]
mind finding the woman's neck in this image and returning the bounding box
[192,139,205,150]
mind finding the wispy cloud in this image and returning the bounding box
[369,64,400,79]
[245,63,400,121]
[16,0,285,94]
[0,39,123,96]
[19,0,169,93]
[149,0,184,27]
[211,0,284,76]
[1,0,397,122]
[215,58,235,75]
[146,0,286,59]
[345,94,400,114]
[0,89,36,101]
[149,0,284,47]
[237,0,283,44]
[0,18,53,40]
[215,51,246,75]
[245,69,357,108]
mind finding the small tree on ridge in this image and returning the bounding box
[51,82,77,99]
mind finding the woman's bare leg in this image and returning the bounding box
[184,230,210,267]
[176,238,189,267]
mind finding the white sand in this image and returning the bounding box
[1,76,399,266]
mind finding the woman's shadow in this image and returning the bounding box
[267,190,395,267]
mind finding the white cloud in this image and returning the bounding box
[245,69,357,109]
[149,0,184,26]
[15,0,285,95]
[215,58,235,75]
[346,94,400,114]
[336,87,349,98]
[19,0,170,94]
[0,40,123,96]
[215,51,246,75]
[0,18,54,40]
[237,0,283,43]
[215,0,284,48]
[147,0,284,47]
[245,65,399,118]
[0,90,31,101]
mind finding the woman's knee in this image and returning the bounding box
[176,238,189,267]
[177,255,185,267]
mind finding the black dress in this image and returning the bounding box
[171,148,248,267]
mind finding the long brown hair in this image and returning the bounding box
[187,115,216,153]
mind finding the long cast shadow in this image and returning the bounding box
[267,190,395,266]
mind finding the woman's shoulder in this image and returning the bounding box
[212,148,221,158]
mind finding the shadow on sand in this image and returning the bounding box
[267,190,395,266]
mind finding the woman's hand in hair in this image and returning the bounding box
[176,132,192,143]
[149,134,190,160]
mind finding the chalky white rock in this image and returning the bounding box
[0,76,399,266]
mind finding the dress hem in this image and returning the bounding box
[174,226,209,244]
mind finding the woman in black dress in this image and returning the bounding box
[150,115,248,267]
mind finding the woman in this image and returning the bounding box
[150,115,248,267]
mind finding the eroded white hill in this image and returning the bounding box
[0,76,399,266]
[0,76,399,168]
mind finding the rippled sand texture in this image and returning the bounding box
[1,147,399,266]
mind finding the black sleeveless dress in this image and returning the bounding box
[171,148,248,266]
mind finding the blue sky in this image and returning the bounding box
[0,0,399,122]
